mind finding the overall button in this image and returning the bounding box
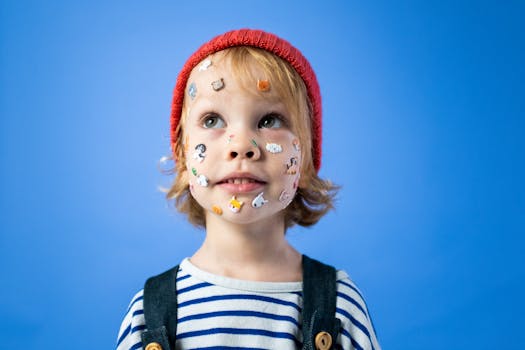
[145,342,162,350]
[315,331,332,350]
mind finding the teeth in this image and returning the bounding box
[226,178,256,184]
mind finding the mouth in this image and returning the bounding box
[216,173,266,193]
[220,178,263,185]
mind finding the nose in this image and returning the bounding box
[226,136,261,161]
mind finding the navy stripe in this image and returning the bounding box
[178,327,299,342]
[187,347,267,350]
[117,294,144,347]
[338,280,364,302]
[130,341,142,350]
[352,338,364,350]
[339,280,379,335]
[340,326,351,340]
[131,324,146,334]
[125,295,143,314]
[132,309,144,317]
[116,324,130,347]
[340,327,363,350]
[337,291,367,316]
[337,307,374,350]
[178,294,301,312]
[178,282,213,294]
[177,273,191,282]
[179,310,299,326]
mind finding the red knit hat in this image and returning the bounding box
[170,28,322,171]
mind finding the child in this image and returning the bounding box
[116,29,380,350]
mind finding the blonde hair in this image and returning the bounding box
[166,46,338,228]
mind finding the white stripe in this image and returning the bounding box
[115,260,381,350]
[177,332,298,349]
[116,290,144,350]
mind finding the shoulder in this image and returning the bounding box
[116,290,146,350]
[115,264,183,350]
[127,289,145,311]
[335,270,371,320]
[334,270,381,350]
[335,270,369,313]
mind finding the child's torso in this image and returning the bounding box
[116,258,380,350]
[176,258,304,349]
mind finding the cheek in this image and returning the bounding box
[281,138,302,175]
[269,140,302,202]
[283,155,301,191]
[185,139,215,191]
[276,166,301,207]
[186,135,215,164]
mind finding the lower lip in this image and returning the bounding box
[217,182,265,193]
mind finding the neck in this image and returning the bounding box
[190,213,302,281]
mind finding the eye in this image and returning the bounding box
[258,113,284,129]
[202,113,225,128]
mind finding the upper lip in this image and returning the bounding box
[216,172,266,184]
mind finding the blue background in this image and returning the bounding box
[1,1,524,349]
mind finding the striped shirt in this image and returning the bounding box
[116,258,380,350]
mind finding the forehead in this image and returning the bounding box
[180,48,311,144]
[186,51,283,102]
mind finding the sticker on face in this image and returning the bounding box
[279,190,290,202]
[198,58,212,71]
[257,79,270,92]
[191,167,198,176]
[228,196,243,213]
[251,139,258,147]
[286,157,299,175]
[188,82,197,100]
[211,78,225,91]
[251,192,268,208]
[292,139,301,152]
[196,174,209,187]
[212,205,223,215]
[192,144,206,163]
[266,143,282,154]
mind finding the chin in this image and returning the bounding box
[209,208,286,226]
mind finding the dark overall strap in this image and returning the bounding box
[302,255,341,350]
[141,265,179,350]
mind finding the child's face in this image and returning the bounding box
[182,53,302,225]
